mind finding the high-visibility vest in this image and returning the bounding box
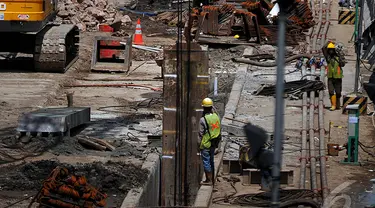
[327,57,343,79]
[200,113,221,149]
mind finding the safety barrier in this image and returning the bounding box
[338,9,356,25]
[342,95,367,115]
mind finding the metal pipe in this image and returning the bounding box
[354,0,365,94]
[300,64,308,189]
[271,10,287,208]
[214,76,218,97]
[67,93,73,107]
[319,86,328,199]
[312,1,323,53]
[319,0,330,200]
[309,64,318,196]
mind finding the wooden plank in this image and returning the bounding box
[78,138,106,151]
[242,168,294,185]
[92,138,116,151]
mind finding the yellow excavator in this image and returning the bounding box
[0,0,79,72]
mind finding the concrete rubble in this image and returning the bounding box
[57,0,132,31]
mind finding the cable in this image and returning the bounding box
[213,189,320,206]
[280,199,320,208]
[3,196,33,208]
[359,141,375,149]
[359,142,375,157]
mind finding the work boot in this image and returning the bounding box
[336,97,341,110]
[201,171,212,185]
[329,95,336,111]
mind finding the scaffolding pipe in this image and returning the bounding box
[319,75,328,199]
[312,0,323,53]
[309,64,318,196]
[320,2,330,51]
[300,64,308,189]
[319,0,330,200]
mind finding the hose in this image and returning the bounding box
[213,189,320,206]
[280,199,320,208]
[232,54,315,67]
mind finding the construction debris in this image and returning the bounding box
[30,166,108,207]
[56,0,132,31]
[0,160,149,207]
[165,0,315,45]
[78,137,108,151]
[255,80,325,99]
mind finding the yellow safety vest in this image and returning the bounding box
[200,113,221,149]
[327,57,343,79]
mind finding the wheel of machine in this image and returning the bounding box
[34,24,79,73]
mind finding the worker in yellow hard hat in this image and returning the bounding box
[198,98,221,186]
[325,41,346,111]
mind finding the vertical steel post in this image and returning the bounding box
[271,9,286,208]
[354,0,364,94]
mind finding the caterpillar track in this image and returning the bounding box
[34,24,80,73]
[0,23,79,73]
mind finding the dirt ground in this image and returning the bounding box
[0,1,174,206]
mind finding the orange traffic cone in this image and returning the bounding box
[134,19,144,45]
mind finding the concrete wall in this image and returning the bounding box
[121,153,161,207]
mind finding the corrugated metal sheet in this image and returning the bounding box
[363,0,375,30]
[361,0,375,66]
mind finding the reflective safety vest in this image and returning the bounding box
[327,57,343,79]
[200,113,221,149]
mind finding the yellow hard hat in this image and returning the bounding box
[234,34,240,39]
[327,42,335,49]
[202,98,213,107]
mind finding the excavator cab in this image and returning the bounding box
[0,0,79,73]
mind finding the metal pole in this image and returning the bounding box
[319,87,329,199]
[354,0,364,94]
[309,64,318,196]
[312,1,323,53]
[319,0,330,200]
[300,64,308,189]
[271,10,287,208]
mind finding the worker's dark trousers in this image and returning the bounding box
[209,146,215,185]
[328,78,342,98]
[260,168,272,190]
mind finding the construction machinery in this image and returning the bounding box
[0,0,79,72]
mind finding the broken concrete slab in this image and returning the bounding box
[221,123,246,136]
[17,107,91,133]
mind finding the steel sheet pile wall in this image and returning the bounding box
[161,43,209,206]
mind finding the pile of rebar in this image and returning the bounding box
[189,1,315,45]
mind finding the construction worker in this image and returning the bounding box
[325,42,346,111]
[198,98,221,186]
